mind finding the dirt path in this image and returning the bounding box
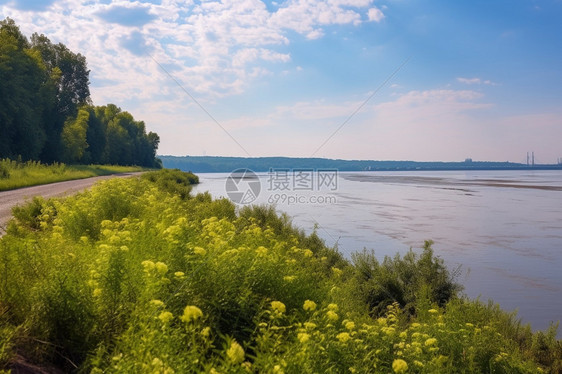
[0,172,143,234]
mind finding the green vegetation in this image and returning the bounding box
[0,18,160,167]
[160,155,562,173]
[0,158,148,191]
[0,169,560,373]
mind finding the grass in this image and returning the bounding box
[0,158,150,191]
[0,169,560,373]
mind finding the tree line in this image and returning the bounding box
[0,18,161,167]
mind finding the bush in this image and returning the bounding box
[141,168,198,199]
[351,240,463,317]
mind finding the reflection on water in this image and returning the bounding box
[192,170,562,334]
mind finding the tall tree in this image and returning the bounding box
[61,108,89,163]
[0,18,46,160]
[30,33,91,162]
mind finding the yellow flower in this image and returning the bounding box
[331,267,343,276]
[428,308,438,314]
[256,246,268,255]
[327,303,338,311]
[298,333,310,343]
[326,310,339,321]
[345,321,355,330]
[303,300,317,311]
[142,260,155,272]
[181,305,203,323]
[226,341,245,364]
[336,332,351,343]
[392,359,408,373]
[271,301,286,314]
[155,262,168,274]
[303,249,313,257]
[150,299,165,307]
[201,327,211,338]
[425,338,438,346]
[194,246,206,255]
[174,271,185,278]
[93,288,102,297]
[283,275,296,282]
[158,311,173,324]
[304,322,317,330]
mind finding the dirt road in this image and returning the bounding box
[0,172,143,234]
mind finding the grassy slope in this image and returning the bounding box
[0,159,149,191]
[0,170,560,373]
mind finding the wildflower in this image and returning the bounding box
[428,308,438,314]
[142,260,155,272]
[174,271,185,278]
[201,327,211,338]
[152,358,163,368]
[194,246,206,255]
[304,322,317,330]
[392,359,408,373]
[303,300,317,311]
[150,299,165,308]
[414,360,424,367]
[93,288,102,297]
[181,305,203,323]
[283,275,296,282]
[298,333,310,343]
[410,322,421,329]
[332,267,343,276]
[158,311,173,324]
[155,262,168,274]
[241,362,252,372]
[256,246,268,255]
[425,338,438,347]
[271,301,286,314]
[327,303,338,311]
[226,341,245,364]
[326,310,339,321]
[337,332,351,343]
[303,249,313,257]
[345,321,355,330]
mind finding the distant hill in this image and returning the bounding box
[159,155,562,173]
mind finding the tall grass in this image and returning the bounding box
[0,170,559,373]
[0,158,148,191]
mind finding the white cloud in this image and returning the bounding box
[367,7,385,22]
[1,0,380,102]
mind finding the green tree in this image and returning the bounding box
[61,108,89,163]
[0,18,46,160]
[30,32,91,162]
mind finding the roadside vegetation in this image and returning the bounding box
[0,169,560,373]
[0,158,148,191]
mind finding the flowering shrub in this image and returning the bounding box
[0,170,559,373]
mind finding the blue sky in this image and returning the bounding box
[2,0,561,162]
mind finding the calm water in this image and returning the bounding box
[192,170,562,333]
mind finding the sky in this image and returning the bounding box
[1,0,562,162]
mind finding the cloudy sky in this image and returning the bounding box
[2,0,562,162]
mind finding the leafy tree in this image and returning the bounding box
[61,108,89,163]
[0,18,46,160]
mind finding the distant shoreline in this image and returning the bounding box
[160,155,562,173]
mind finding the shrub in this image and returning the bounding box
[351,240,463,317]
